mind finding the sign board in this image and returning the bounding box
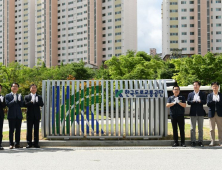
[115,89,164,98]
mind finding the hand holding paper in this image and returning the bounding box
[216,95,220,102]
[18,94,21,101]
[0,96,3,102]
[35,96,38,103]
[197,96,201,102]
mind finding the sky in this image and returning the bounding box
[137,0,162,54]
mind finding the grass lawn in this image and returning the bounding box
[2,123,217,141]
[163,123,218,141]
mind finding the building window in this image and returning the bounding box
[170,10,178,12]
[170,25,178,28]
[170,17,178,20]
[170,41,178,43]
[170,33,178,36]
[170,2,178,5]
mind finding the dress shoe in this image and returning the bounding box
[191,142,196,147]
[181,143,186,147]
[198,142,204,147]
[209,142,215,146]
[26,145,32,148]
[9,145,14,149]
[172,143,179,147]
[0,145,4,150]
[34,145,40,148]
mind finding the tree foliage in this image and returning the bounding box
[104,51,164,80]
[2,51,221,95]
[171,52,222,86]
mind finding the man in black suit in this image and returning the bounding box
[207,82,222,146]
[166,85,186,147]
[5,83,24,149]
[24,84,44,148]
[187,81,206,147]
[0,84,6,150]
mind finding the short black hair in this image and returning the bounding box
[11,83,19,87]
[0,84,2,89]
[193,81,201,86]
[30,84,37,88]
[211,82,219,86]
[173,85,180,90]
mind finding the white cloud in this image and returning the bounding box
[137,0,162,54]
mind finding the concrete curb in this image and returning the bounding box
[1,140,219,147]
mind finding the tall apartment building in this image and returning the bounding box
[0,0,137,68]
[162,0,222,59]
[0,0,35,66]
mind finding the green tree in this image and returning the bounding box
[171,52,222,86]
[105,51,163,80]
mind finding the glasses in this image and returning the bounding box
[173,89,179,91]
[12,86,18,88]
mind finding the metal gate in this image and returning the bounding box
[41,80,168,139]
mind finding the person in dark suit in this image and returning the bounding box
[166,85,186,147]
[24,84,44,148]
[0,84,6,150]
[187,81,206,147]
[207,82,222,146]
[5,83,24,149]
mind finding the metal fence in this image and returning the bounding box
[41,80,168,139]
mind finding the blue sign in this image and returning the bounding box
[115,89,164,98]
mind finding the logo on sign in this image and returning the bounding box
[115,90,123,97]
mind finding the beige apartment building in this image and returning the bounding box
[162,0,222,59]
[0,0,137,67]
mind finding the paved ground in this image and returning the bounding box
[0,147,222,170]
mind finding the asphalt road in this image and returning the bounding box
[1,147,222,170]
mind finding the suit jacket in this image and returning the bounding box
[187,91,207,116]
[5,93,24,119]
[24,94,44,120]
[0,94,6,119]
[207,92,222,118]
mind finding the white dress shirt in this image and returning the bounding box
[31,93,36,103]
